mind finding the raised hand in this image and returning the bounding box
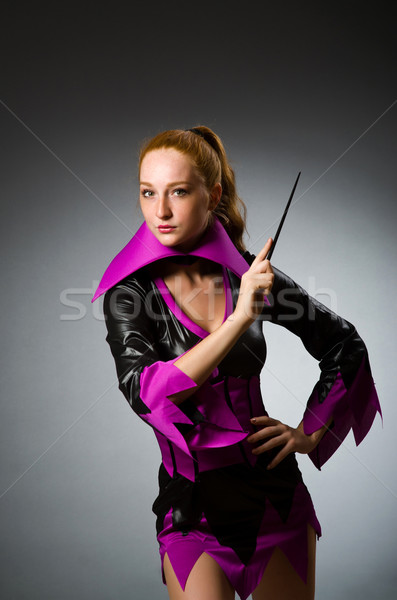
[233,237,274,325]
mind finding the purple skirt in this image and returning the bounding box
[156,464,321,600]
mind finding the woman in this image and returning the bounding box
[92,126,381,600]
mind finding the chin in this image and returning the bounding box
[149,225,204,252]
[154,234,184,249]
[158,237,180,248]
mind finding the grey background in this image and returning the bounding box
[1,2,396,598]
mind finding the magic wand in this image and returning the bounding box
[266,171,301,261]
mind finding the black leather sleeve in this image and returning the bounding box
[103,276,160,416]
[241,250,381,469]
[242,251,367,404]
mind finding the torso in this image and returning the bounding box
[149,259,226,334]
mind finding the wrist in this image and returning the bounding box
[228,309,255,331]
[299,419,332,454]
[306,431,321,453]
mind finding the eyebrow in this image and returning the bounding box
[139,180,192,187]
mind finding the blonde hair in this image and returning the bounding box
[138,126,247,252]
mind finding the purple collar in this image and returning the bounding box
[91,217,250,302]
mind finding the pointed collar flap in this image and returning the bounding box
[92,217,249,302]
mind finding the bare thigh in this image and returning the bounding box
[163,551,235,600]
[252,524,317,600]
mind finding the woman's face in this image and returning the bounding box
[139,148,220,253]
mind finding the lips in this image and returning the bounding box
[158,225,176,232]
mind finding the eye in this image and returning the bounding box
[141,189,154,198]
[173,188,188,197]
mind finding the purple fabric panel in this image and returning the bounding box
[348,357,382,445]
[187,378,248,450]
[141,362,254,480]
[186,423,248,451]
[193,376,266,471]
[155,423,197,482]
[139,361,198,458]
[307,394,353,469]
[227,376,254,425]
[228,376,267,423]
[303,371,348,434]
[158,510,206,588]
[249,376,268,417]
[226,376,260,467]
[352,393,380,446]
[92,217,250,302]
[303,356,382,469]
[196,444,247,473]
[158,509,247,598]
[158,483,321,600]
[170,443,196,482]
[163,537,205,589]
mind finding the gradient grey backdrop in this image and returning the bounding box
[1,2,396,599]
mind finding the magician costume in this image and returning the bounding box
[92,217,381,600]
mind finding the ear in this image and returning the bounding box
[209,183,222,211]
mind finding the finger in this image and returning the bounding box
[247,426,282,444]
[248,274,274,288]
[247,279,274,298]
[241,275,274,292]
[250,416,279,426]
[251,434,287,455]
[250,238,273,268]
[267,444,293,469]
[255,260,274,274]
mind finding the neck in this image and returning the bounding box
[149,256,221,282]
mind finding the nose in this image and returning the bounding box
[156,194,172,219]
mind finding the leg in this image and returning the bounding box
[252,524,317,600]
[163,551,235,600]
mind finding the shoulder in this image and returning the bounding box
[103,268,156,318]
[104,267,153,297]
